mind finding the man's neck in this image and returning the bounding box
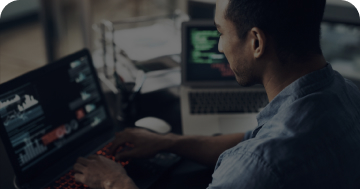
[262,55,327,102]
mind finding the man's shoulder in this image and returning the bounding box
[232,84,360,169]
[281,72,360,112]
[240,81,360,179]
[276,77,360,127]
[212,73,360,188]
[221,122,360,187]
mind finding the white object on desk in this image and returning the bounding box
[135,117,171,134]
[141,68,181,94]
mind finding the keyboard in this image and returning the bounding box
[189,91,269,114]
[45,143,126,189]
[45,143,180,189]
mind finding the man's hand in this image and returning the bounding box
[109,128,173,161]
[74,155,138,189]
[109,128,245,168]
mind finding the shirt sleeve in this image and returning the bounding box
[242,130,253,142]
[207,152,279,189]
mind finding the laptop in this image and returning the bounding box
[180,21,269,136]
[0,49,179,189]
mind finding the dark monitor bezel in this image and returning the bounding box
[0,49,114,184]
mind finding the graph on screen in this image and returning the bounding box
[19,138,48,165]
[0,86,44,132]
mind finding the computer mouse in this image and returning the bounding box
[134,117,171,134]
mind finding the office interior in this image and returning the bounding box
[0,0,359,188]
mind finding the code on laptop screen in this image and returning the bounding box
[0,56,107,173]
[186,26,236,81]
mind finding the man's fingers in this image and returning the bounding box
[74,173,85,183]
[109,140,126,155]
[76,157,90,166]
[73,163,86,173]
[109,135,130,155]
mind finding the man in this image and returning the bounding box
[73,0,360,188]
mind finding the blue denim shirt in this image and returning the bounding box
[208,64,360,189]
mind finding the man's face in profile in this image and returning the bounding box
[215,0,257,87]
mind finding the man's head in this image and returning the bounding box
[215,0,326,86]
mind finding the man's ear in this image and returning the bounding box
[250,27,266,59]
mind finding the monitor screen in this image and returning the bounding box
[0,55,109,179]
[321,21,360,80]
[186,26,236,82]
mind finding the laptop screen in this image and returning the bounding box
[186,26,236,82]
[0,50,112,182]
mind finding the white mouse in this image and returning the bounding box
[134,117,171,134]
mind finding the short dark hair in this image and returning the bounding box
[226,0,326,62]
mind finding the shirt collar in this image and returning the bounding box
[256,63,335,127]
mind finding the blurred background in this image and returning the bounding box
[0,0,359,188]
[0,0,187,83]
[0,0,359,83]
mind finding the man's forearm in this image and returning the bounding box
[163,133,245,167]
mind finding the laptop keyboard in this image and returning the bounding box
[189,91,269,114]
[45,143,180,189]
[45,143,128,189]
